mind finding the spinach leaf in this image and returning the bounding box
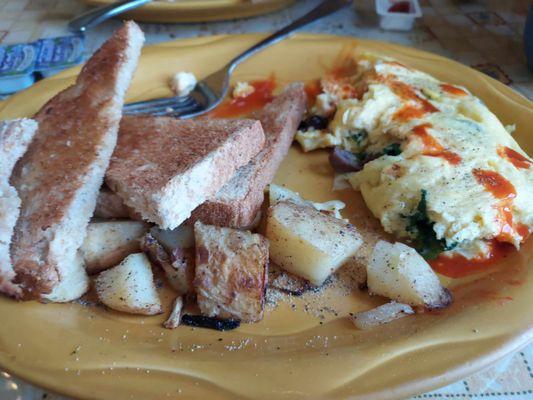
[404,190,457,260]
[382,143,402,156]
[348,129,368,147]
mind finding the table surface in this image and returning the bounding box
[0,0,532,399]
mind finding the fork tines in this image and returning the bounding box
[124,95,203,117]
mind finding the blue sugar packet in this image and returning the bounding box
[0,42,38,95]
[35,34,85,77]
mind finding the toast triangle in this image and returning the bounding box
[11,21,144,301]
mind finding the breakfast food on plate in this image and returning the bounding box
[351,301,414,330]
[296,54,532,263]
[5,20,524,335]
[266,201,362,286]
[0,119,38,298]
[367,241,452,308]
[95,253,163,315]
[105,116,265,230]
[190,83,307,227]
[80,221,149,274]
[194,221,269,323]
[10,22,144,302]
[140,232,194,295]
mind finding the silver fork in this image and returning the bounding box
[124,0,351,119]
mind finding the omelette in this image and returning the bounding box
[296,55,533,261]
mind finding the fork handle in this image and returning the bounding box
[68,0,152,32]
[227,0,352,71]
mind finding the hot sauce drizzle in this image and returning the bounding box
[208,76,276,118]
[304,79,321,106]
[440,83,468,96]
[329,60,359,80]
[497,146,532,170]
[383,79,439,121]
[473,169,516,200]
[411,123,461,165]
[394,106,427,121]
[472,169,529,244]
[430,241,514,278]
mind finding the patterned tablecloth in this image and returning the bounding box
[0,0,531,399]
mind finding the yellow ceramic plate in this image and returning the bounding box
[82,0,296,23]
[0,34,532,400]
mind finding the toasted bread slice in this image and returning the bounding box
[106,116,265,230]
[194,221,269,323]
[190,83,307,227]
[0,119,38,298]
[11,22,144,301]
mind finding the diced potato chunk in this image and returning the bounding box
[367,241,452,309]
[351,302,414,330]
[81,221,149,274]
[194,222,269,323]
[266,201,362,286]
[95,253,162,315]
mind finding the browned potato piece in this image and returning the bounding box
[194,221,269,323]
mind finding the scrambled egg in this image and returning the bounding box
[297,55,533,259]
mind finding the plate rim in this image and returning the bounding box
[81,0,297,23]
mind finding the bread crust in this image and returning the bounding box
[106,116,265,230]
[0,119,38,298]
[11,21,144,301]
[189,83,307,227]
